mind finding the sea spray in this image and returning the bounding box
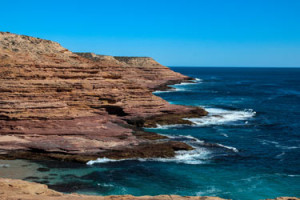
[152,107,256,128]
[184,108,256,127]
[87,134,239,165]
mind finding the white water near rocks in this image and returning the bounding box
[88,81,250,166]
[185,107,256,127]
[87,134,240,165]
[155,107,256,129]
[153,78,203,94]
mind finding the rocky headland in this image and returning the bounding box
[0,32,299,200]
[0,32,207,162]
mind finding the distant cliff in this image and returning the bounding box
[0,32,206,162]
[75,52,191,90]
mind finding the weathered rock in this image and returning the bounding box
[75,53,192,90]
[0,32,207,162]
[0,178,229,200]
[0,178,297,200]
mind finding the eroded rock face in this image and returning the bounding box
[0,32,207,161]
[75,53,191,90]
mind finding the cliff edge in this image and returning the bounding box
[0,32,207,162]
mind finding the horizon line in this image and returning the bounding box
[169,66,300,68]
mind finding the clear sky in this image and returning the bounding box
[1,0,300,67]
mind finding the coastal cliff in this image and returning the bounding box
[0,32,207,162]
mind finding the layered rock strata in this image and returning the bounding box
[0,32,207,162]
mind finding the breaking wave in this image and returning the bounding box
[259,139,300,150]
[154,107,256,128]
[152,78,203,94]
[87,135,238,165]
[184,108,256,127]
[215,143,239,153]
[173,78,203,86]
[87,149,210,165]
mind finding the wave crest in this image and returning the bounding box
[184,108,255,127]
[87,135,238,165]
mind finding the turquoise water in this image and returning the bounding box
[0,67,299,199]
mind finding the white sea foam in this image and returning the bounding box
[196,186,221,196]
[173,87,187,92]
[154,124,184,129]
[259,139,279,145]
[215,143,239,152]
[260,140,300,150]
[275,144,300,150]
[152,88,186,94]
[194,78,203,82]
[178,135,205,143]
[87,158,126,165]
[153,87,187,93]
[220,133,229,137]
[154,107,255,129]
[173,82,194,86]
[139,148,210,165]
[184,108,256,127]
[153,78,202,94]
[87,134,239,165]
[152,90,174,94]
[97,183,114,187]
[276,152,285,158]
[169,135,238,153]
[87,147,210,165]
[173,78,203,86]
[87,135,210,165]
[173,80,202,86]
[288,174,300,177]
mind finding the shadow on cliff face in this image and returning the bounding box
[101,105,128,116]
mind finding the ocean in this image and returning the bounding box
[1,67,299,200]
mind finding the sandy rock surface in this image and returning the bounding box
[0,178,298,200]
[0,178,227,200]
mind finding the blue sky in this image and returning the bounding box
[1,0,300,67]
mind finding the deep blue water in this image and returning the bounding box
[1,67,299,200]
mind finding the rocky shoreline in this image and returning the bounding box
[0,32,206,163]
[1,32,298,200]
[0,178,298,200]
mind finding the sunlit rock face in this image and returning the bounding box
[0,32,206,162]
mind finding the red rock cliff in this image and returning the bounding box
[0,32,207,162]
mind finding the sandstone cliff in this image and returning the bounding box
[0,32,207,162]
[76,53,191,90]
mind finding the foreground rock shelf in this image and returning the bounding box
[0,178,298,200]
[0,178,225,200]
